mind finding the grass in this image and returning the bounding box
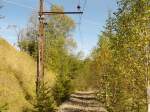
[0,38,55,112]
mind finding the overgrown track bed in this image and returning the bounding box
[58,91,107,112]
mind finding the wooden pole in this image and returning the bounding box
[36,0,45,95]
[36,0,83,95]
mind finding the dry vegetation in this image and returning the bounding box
[0,38,55,112]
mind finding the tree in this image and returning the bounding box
[18,13,38,58]
[111,0,149,111]
[33,82,56,112]
[89,0,150,111]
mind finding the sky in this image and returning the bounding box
[0,0,117,56]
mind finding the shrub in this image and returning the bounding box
[52,75,73,105]
[33,82,56,112]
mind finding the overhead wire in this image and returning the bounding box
[2,0,38,14]
[45,0,53,11]
[3,0,35,10]
[77,0,87,53]
[79,0,87,24]
[45,0,53,6]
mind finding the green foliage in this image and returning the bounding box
[52,74,73,105]
[44,5,75,72]
[33,82,56,112]
[73,59,94,90]
[18,39,38,59]
[52,53,82,105]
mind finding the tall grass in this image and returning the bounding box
[0,38,55,112]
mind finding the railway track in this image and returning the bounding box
[58,91,107,112]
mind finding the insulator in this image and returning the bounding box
[77,5,81,11]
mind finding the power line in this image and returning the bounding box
[45,0,53,11]
[77,0,87,52]
[3,0,36,10]
[82,0,87,12]
[45,0,53,6]
[78,0,87,24]
[77,0,87,30]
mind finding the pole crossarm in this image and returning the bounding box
[40,11,83,15]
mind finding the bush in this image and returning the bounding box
[52,75,73,105]
[33,82,56,112]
